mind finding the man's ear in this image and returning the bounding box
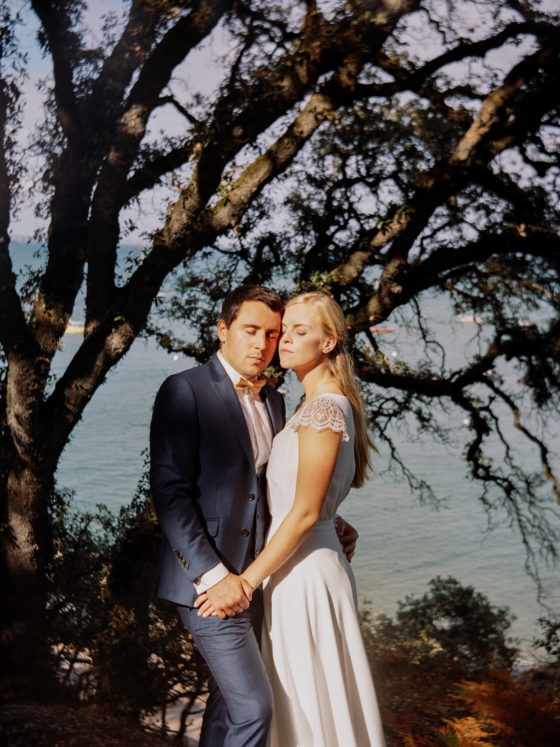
[217,318,227,344]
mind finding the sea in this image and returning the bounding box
[7,239,560,658]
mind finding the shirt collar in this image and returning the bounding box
[217,350,250,387]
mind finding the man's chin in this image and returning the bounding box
[245,367,266,379]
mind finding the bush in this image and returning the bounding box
[440,671,560,746]
[360,576,520,745]
[363,576,518,678]
[46,476,208,737]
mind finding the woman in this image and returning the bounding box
[198,291,385,746]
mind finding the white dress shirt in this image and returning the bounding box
[193,352,274,594]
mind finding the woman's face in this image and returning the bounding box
[278,303,334,374]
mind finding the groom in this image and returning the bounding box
[150,285,357,746]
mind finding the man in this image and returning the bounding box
[150,285,357,746]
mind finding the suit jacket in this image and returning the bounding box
[149,355,286,606]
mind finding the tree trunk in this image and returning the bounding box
[0,311,146,697]
[0,453,56,696]
[0,355,57,697]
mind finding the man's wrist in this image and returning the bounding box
[194,562,229,593]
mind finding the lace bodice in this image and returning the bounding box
[290,396,350,441]
[266,394,355,526]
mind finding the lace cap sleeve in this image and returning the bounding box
[290,396,349,441]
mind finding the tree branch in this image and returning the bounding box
[156,95,200,127]
[86,0,234,324]
[333,40,560,328]
[484,376,560,502]
[355,21,558,101]
[0,74,29,355]
[44,3,424,446]
[345,228,560,331]
[30,0,80,144]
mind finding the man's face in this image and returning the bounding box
[218,300,282,380]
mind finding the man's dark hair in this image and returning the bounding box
[220,285,283,327]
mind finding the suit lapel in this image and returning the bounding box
[207,356,255,468]
[261,387,284,436]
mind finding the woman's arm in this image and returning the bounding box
[194,423,342,617]
[244,424,342,589]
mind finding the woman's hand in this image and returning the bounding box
[194,573,252,618]
[240,576,254,602]
[194,582,253,618]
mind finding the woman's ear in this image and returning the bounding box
[322,337,337,354]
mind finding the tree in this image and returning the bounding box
[0,0,559,689]
[358,576,521,743]
[363,576,518,677]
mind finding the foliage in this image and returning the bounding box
[360,577,560,745]
[364,576,518,677]
[36,513,560,743]
[439,671,560,746]
[533,613,560,703]
[46,478,208,737]
[536,613,560,661]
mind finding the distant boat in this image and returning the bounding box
[456,313,483,324]
[65,319,84,335]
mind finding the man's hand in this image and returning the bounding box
[194,573,251,619]
[335,516,359,562]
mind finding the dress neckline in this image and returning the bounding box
[303,392,347,403]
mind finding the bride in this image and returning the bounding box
[197,291,385,746]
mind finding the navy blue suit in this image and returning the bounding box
[150,355,285,745]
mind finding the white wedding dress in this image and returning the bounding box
[261,394,385,747]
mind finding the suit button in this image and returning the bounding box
[193,577,201,585]
[183,562,189,570]
[240,528,249,537]
[248,492,255,501]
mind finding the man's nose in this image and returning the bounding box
[254,332,267,349]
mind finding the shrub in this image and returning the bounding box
[363,576,518,677]
[360,576,520,745]
[46,477,208,737]
[439,671,560,746]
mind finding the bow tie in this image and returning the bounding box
[234,377,267,394]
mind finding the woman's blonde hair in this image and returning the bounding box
[285,291,373,488]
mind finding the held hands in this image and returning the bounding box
[335,516,359,562]
[194,573,254,618]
